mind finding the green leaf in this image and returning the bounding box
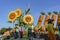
[53,11,58,14]
[41,12,45,15]
[48,12,51,15]
[25,8,30,14]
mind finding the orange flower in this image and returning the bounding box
[16,8,22,17]
[8,11,17,21]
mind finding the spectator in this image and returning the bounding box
[28,27,33,40]
[13,27,19,39]
[35,29,40,39]
[15,27,19,38]
[19,24,24,38]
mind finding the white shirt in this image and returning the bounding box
[19,26,24,31]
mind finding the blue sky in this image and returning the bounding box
[0,0,60,28]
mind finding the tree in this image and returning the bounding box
[0,28,7,34]
[0,29,1,34]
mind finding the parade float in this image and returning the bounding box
[7,7,60,40]
[36,12,59,40]
[36,11,59,31]
[7,7,60,34]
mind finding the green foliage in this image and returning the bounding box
[41,12,45,15]
[16,8,31,27]
[8,21,12,23]
[0,27,12,34]
[0,28,7,34]
[0,30,1,34]
[53,11,58,14]
[25,8,30,14]
[16,13,24,26]
[48,12,51,15]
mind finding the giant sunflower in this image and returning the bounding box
[16,8,22,17]
[8,11,17,21]
[23,14,34,24]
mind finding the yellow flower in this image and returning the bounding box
[8,11,17,21]
[16,8,22,17]
[23,14,34,24]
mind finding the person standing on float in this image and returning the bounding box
[47,19,56,40]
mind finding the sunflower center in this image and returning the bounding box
[25,16,31,22]
[9,13,16,19]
